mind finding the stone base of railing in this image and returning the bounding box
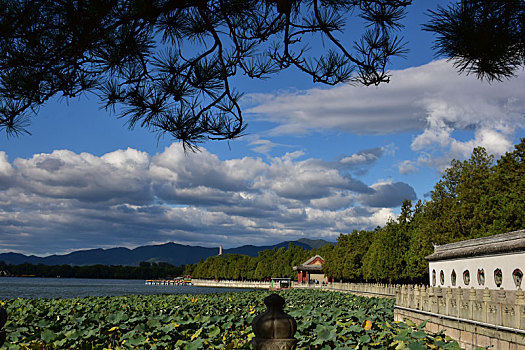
[395,305,525,350]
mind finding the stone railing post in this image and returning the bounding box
[445,287,453,316]
[498,288,515,328]
[468,287,476,320]
[515,288,524,329]
[458,287,469,319]
[436,287,445,314]
[414,285,420,309]
[421,286,429,312]
[399,285,406,307]
[252,294,297,350]
[407,285,414,309]
[428,286,438,313]
[455,287,463,318]
[395,285,401,306]
[471,288,484,323]
[497,288,506,326]
[482,287,491,323]
[0,306,7,347]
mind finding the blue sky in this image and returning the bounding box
[1,1,524,256]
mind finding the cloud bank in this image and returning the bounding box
[247,59,525,171]
[0,145,416,255]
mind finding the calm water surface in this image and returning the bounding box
[0,277,253,299]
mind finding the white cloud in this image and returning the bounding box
[245,135,295,155]
[341,148,382,165]
[398,160,419,175]
[0,144,417,255]
[246,59,525,170]
[12,148,153,204]
[309,193,355,211]
[339,147,385,175]
[0,152,15,189]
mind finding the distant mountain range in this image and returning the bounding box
[0,238,332,266]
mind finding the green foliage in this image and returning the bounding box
[326,139,525,283]
[485,140,525,234]
[424,147,495,243]
[5,262,185,280]
[1,289,461,349]
[362,219,409,283]
[323,230,373,281]
[187,243,332,280]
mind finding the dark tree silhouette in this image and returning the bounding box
[424,0,525,81]
[3,1,521,147]
[0,0,410,147]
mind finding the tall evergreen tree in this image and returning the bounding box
[486,138,525,234]
[425,0,525,81]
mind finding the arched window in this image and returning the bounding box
[451,270,456,286]
[432,270,436,286]
[477,269,485,286]
[494,268,503,287]
[440,270,445,285]
[513,269,523,288]
[463,270,470,285]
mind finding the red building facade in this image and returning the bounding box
[293,255,326,284]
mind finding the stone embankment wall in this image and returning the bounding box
[394,285,525,350]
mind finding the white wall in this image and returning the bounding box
[428,252,525,290]
[310,273,327,283]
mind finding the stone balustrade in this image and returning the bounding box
[394,285,525,349]
[395,285,525,330]
[321,282,397,297]
[191,279,272,289]
[192,279,399,296]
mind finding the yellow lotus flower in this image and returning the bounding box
[362,319,372,330]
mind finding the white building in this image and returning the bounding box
[426,229,525,290]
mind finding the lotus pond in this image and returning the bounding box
[1,289,461,349]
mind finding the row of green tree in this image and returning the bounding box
[184,243,334,281]
[186,139,525,284]
[0,261,184,280]
[325,138,524,283]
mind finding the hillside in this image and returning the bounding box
[0,239,329,266]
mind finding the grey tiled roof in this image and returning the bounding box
[425,229,525,261]
[292,255,324,271]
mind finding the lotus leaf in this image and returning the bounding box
[1,289,462,349]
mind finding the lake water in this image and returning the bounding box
[0,277,253,299]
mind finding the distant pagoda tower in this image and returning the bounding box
[218,244,223,255]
